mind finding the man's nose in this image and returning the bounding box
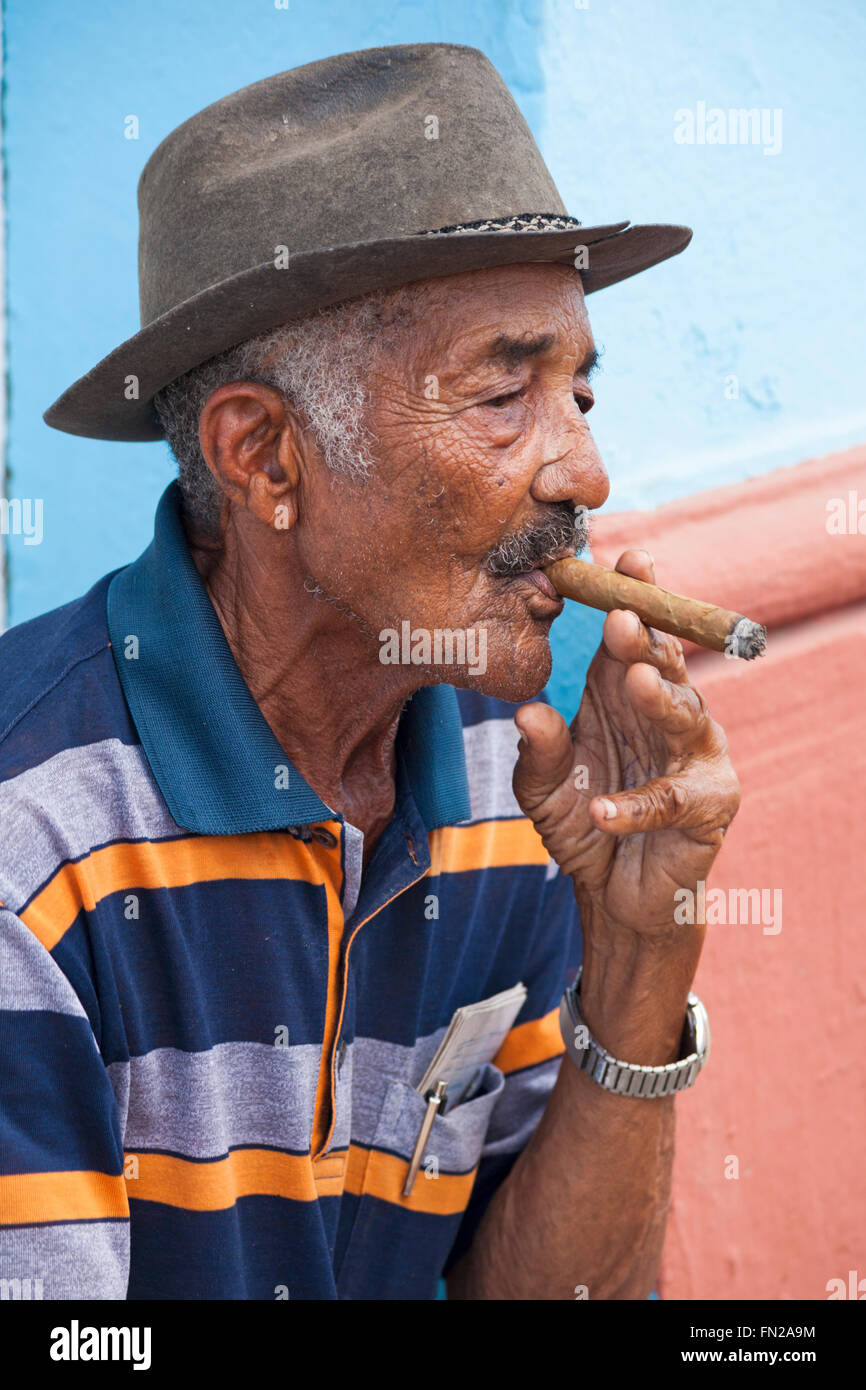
[530,415,610,512]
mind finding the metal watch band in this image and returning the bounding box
[559,967,710,1098]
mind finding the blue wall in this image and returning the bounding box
[537,0,866,512]
[3,0,864,711]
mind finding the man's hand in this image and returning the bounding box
[450,548,741,1300]
[513,548,741,937]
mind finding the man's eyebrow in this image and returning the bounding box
[481,334,602,377]
[484,332,556,368]
[578,346,602,379]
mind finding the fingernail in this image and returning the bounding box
[598,797,618,819]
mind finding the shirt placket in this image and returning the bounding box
[312,810,432,1171]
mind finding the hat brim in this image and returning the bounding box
[43,221,691,442]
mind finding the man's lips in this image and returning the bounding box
[503,548,575,602]
[522,568,560,600]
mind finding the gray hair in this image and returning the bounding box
[152,287,416,536]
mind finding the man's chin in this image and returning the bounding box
[454,632,554,704]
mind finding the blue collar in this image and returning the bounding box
[107,482,471,836]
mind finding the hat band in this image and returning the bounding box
[416,212,582,236]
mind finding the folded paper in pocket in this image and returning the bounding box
[415,981,527,1109]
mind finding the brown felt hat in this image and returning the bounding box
[44,42,691,443]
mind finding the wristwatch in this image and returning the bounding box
[559,967,710,1098]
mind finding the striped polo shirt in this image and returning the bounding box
[0,481,582,1300]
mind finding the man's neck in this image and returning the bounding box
[188,522,422,848]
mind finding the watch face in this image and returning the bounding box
[690,996,710,1063]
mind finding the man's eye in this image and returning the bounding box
[574,392,593,414]
[485,390,522,408]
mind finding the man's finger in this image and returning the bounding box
[603,549,689,684]
[624,661,720,755]
[602,607,688,685]
[589,768,741,839]
[614,547,655,585]
[513,701,576,809]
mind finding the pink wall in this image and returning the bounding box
[592,446,866,1300]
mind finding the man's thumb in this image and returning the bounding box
[513,702,575,807]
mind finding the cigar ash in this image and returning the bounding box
[728,617,767,661]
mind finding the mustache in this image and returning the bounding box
[485,504,591,578]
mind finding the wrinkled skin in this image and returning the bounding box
[300,263,608,706]
[195,261,739,923]
[513,549,741,936]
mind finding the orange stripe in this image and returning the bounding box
[495,1007,565,1074]
[344,1145,478,1216]
[125,1148,337,1209]
[0,1170,128,1226]
[428,819,550,877]
[121,1142,477,1216]
[20,833,329,951]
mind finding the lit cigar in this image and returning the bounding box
[544,557,767,660]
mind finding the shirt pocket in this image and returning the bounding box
[336,1062,505,1299]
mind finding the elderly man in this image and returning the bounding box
[0,43,738,1300]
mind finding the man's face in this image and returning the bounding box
[297,262,610,703]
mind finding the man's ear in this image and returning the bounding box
[198,381,303,530]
